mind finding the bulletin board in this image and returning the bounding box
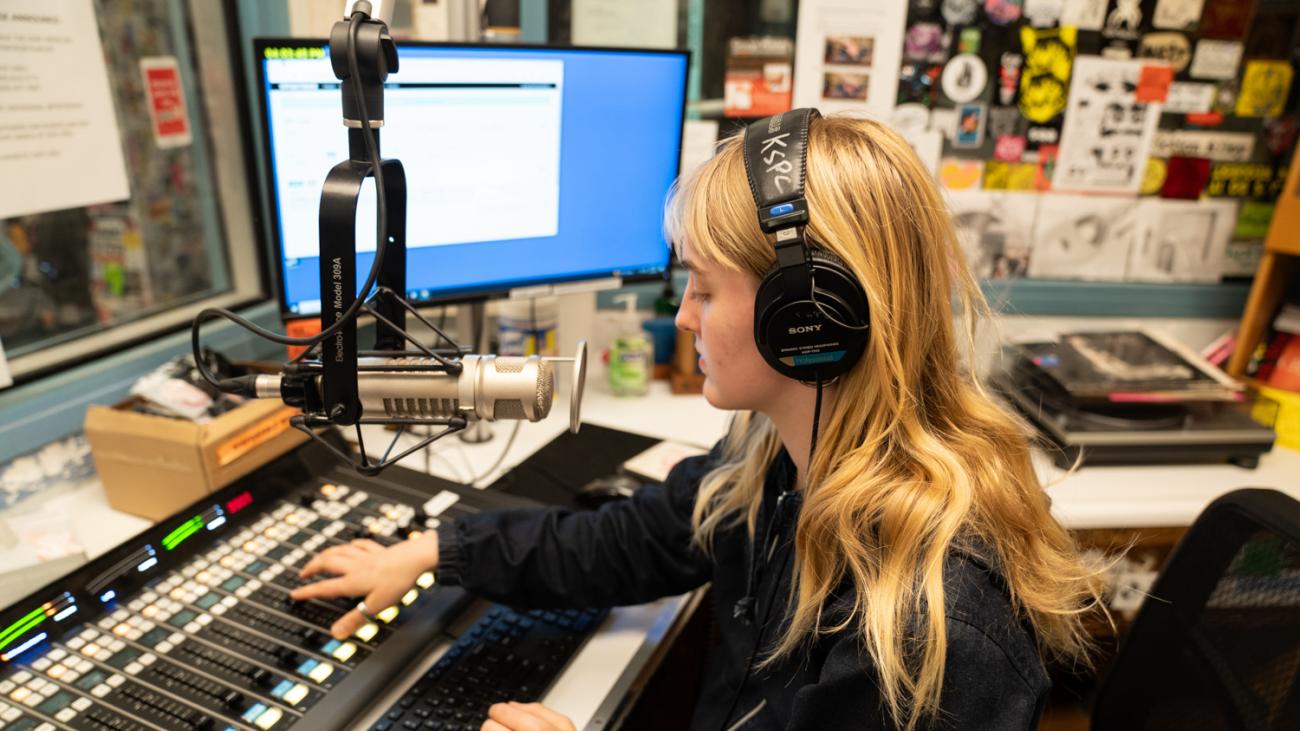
[882,0,1298,296]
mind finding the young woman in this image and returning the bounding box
[292,112,1104,730]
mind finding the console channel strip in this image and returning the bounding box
[0,439,541,730]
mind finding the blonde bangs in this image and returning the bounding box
[665,138,773,276]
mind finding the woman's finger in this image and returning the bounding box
[289,576,357,602]
[328,607,369,641]
[508,703,575,731]
[298,552,357,580]
[487,702,548,731]
[298,546,354,578]
[480,720,511,731]
[351,538,386,553]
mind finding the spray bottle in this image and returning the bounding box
[607,293,652,396]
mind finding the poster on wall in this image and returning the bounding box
[947,191,1038,278]
[1028,194,1138,280]
[0,0,131,219]
[1128,199,1237,282]
[723,37,794,118]
[1018,26,1077,125]
[793,0,908,119]
[1052,57,1164,193]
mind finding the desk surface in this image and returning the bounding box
[6,382,1299,729]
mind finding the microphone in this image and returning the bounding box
[251,342,588,432]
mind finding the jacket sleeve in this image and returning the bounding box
[785,617,1045,730]
[432,446,719,609]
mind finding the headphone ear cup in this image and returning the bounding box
[753,249,870,380]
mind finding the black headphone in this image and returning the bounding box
[741,108,870,382]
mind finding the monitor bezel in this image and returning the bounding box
[252,37,688,321]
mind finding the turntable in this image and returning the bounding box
[992,334,1275,469]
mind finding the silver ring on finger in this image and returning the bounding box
[356,600,378,621]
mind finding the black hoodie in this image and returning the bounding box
[435,445,1049,730]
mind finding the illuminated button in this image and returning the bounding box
[0,680,13,693]
[354,623,378,642]
[91,685,110,698]
[72,697,91,711]
[320,484,337,497]
[330,642,356,662]
[80,644,100,657]
[56,707,76,722]
[401,589,418,606]
[156,642,173,653]
[416,572,435,589]
[307,662,334,683]
[9,688,31,703]
[138,653,157,666]
[105,674,125,688]
[31,659,51,672]
[141,605,158,619]
[281,683,309,706]
[375,606,398,624]
[112,624,130,637]
[124,662,143,676]
[46,649,66,662]
[45,666,65,680]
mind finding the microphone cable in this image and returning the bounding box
[190,9,389,393]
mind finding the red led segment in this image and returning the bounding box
[226,491,253,514]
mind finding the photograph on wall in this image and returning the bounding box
[947,191,1038,278]
[823,72,871,100]
[825,35,874,65]
[1027,194,1138,280]
[1052,57,1164,193]
[1128,198,1238,282]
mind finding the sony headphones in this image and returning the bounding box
[741,108,870,382]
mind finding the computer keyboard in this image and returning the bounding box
[369,605,608,731]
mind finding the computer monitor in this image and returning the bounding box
[254,40,688,317]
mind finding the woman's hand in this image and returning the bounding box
[481,702,576,731]
[290,533,438,639]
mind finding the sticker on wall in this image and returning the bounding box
[1233,201,1275,239]
[1136,64,1174,103]
[1027,124,1061,146]
[1101,43,1136,60]
[942,54,989,103]
[1103,0,1146,41]
[1164,82,1215,114]
[1199,0,1254,40]
[891,103,932,139]
[942,0,980,25]
[1212,78,1240,116]
[1034,144,1059,189]
[1140,157,1168,195]
[140,56,192,149]
[1188,40,1243,80]
[998,53,1023,106]
[897,63,944,106]
[939,158,985,189]
[957,27,982,55]
[947,190,1037,279]
[1025,0,1065,27]
[988,105,1023,138]
[931,108,959,138]
[1207,163,1285,199]
[1150,130,1255,161]
[1138,33,1191,73]
[1263,118,1299,158]
[904,23,950,63]
[1235,61,1294,119]
[1053,56,1162,193]
[985,0,1025,26]
[994,134,1029,161]
[1160,156,1212,199]
[1152,0,1205,30]
[954,103,988,147]
[1018,26,1077,124]
[1061,0,1108,30]
[911,0,942,17]
[983,161,1040,190]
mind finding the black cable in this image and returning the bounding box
[191,10,389,391]
[718,376,823,731]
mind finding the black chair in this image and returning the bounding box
[1092,488,1300,731]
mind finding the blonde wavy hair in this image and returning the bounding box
[665,115,1105,729]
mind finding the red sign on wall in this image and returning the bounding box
[140,56,192,148]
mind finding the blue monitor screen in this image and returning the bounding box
[255,40,687,316]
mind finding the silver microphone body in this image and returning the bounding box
[256,354,555,423]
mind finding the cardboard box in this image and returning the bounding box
[84,398,307,521]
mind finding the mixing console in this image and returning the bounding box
[0,438,604,730]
